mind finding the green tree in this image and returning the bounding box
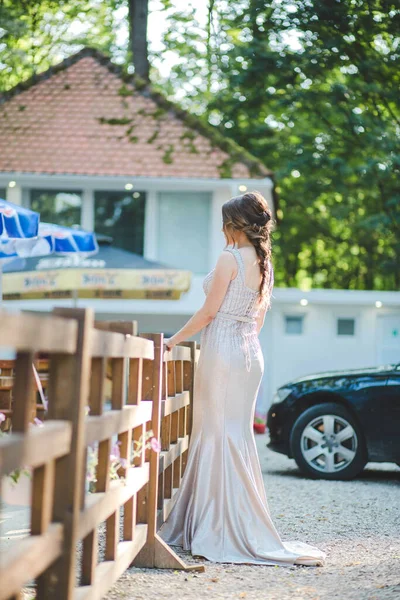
[0,0,121,91]
[160,0,400,290]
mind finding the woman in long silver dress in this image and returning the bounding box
[159,191,326,567]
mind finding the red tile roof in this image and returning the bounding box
[0,48,271,180]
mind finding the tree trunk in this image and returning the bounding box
[128,0,150,81]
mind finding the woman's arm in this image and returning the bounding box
[256,304,267,335]
[164,251,236,350]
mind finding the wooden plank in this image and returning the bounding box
[162,391,190,418]
[130,331,164,567]
[175,361,183,393]
[12,352,35,433]
[44,308,94,600]
[90,330,153,360]
[0,311,77,354]
[0,360,15,369]
[0,421,72,476]
[96,438,111,493]
[164,464,172,499]
[163,345,191,363]
[31,461,55,535]
[141,359,153,401]
[181,447,188,476]
[167,362,176,398]
[105,509,119,561]
[94,321,137,336]
[81,529,98,586]
[0,524,63,600]
[74,526,148,600]
[161,361,167,401]
[111,358,127,409]
[178,406,186,438]
[157,487,180,525]
[160,413,171,451]
[136,483,148,524]
[89,358,107,416]
[123,495,136,541]
[128,357,143,404]
[84,404,152,447]
[78,464,150,540]
[172,456,181,488]
[170,410,179,444]
[181,341,196,435]
[159,435,189,472]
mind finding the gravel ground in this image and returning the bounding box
[105,434,400,600]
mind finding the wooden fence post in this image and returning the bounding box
[40,308,94,600]
[133,335,204,573]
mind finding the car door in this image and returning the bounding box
[383,372,400,460]
[349,374,391,461]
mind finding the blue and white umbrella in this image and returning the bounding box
[0,199,98,302]
[0,198,40,240]
[0,198,41,302]
[38,223,98,257]
[0,223,98,260]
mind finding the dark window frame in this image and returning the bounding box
[30,188,83,227]
[94,190,146,255]
[284,315,304,335]
[337,318,356,336]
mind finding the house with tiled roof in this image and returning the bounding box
[0,47,275,278]
[2,47,397,410]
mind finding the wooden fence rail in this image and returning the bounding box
[0,309,203,600]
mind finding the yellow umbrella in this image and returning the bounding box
[3,240,191,301]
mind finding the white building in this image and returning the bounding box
[1,48,399,406]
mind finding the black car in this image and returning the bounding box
[267,363,400,480]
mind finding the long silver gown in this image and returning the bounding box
[158,245,326,567]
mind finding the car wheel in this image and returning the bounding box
[290,403,367,480]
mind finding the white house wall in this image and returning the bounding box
[1,172,398,411]
[260,302,400,407]
[1,174,274,275]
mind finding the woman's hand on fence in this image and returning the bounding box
[164,337,176,352]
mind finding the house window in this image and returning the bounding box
[337,318,355,336]
[0,188,6,200]
[157,191,211,273]
[30,189,82,227]
[285,316,304,335]
[94,190,146,255]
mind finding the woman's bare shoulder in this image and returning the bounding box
[214,249,237,276]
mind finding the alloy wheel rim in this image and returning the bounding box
[300,414,358,473]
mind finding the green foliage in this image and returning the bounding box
[159,0,400,290]
[98,117,133,126]
[162,144,174,164]
[0,0,123,91]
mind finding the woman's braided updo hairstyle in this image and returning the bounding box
[222,191,274,306]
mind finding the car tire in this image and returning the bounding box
[290,403,367,480]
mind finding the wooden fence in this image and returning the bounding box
[0,308,203,600]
